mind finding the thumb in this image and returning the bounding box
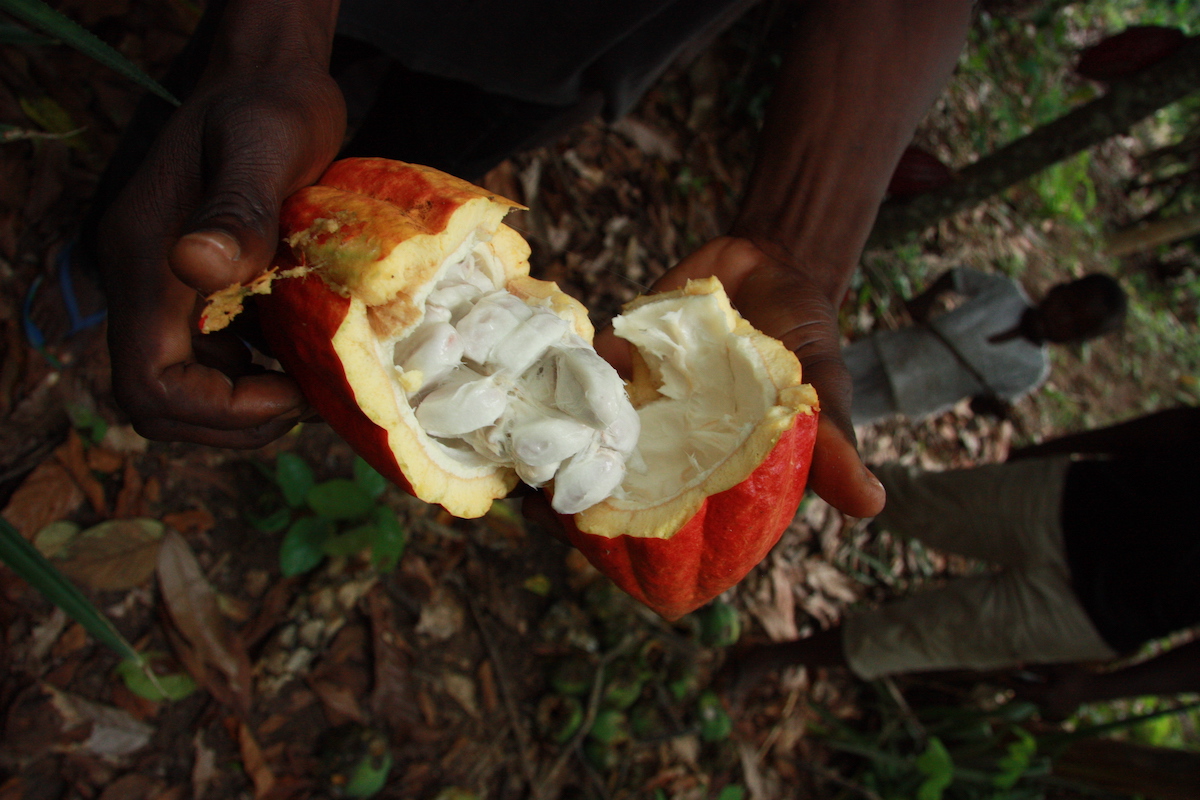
[169,171,288,297]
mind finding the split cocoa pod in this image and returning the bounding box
[204,158,819,620]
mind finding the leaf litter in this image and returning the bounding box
[1,1,1191,797]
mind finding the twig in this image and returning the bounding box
[880,676,926,745]
[456,579,540,792]
[755,683,804,762]
[540,635,637,794]
[795,760,885,800]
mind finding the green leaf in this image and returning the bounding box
[307,479,374,520]
[18,95,85,149]
[322,523,377,558]
[279,516,333,577]
[716,786,746,800]
[993,728,1037,789]
[915,737,954,800]
[275,452,315,508]
[116,656,197,702]
[66,403,108,444]
[370,507,407,572]
[522,574,552,596]
[353,457,387,499]
[696,690,733,742]
[0,0,178,106]
[249,506,293,534]
[0,518,139,663]
[0,21,55,45]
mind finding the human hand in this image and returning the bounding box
[96,14,346,448]
[595,236,885,518]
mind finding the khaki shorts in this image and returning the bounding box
[843,458,1118,680]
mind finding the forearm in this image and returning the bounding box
[1080,639,1200,704]
[1011,406,1200,460]
[208,0,341,74]
[732,0,972,303]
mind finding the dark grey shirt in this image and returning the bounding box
[336,0,756,118]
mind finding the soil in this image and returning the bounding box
[0,3,1193,800]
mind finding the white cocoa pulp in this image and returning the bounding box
[390,248,639,514]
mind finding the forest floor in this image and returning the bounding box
[0,2,1196,799]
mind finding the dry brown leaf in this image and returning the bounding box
[236,721,277,800]
[3,683,155,762]
[54,429,109,516]
[97,773,164,800]
[161,508,215,537]
[1,458,84,538]
[743,554,802,642]
[113,458,146,518]
[309,665,369,726]
[85,446,125,474]
[191,732,218,800]
[365,585,416,731]
[157,531,253,715]
[54,518,164,592]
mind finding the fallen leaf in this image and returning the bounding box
[4,683,154,762]
[54,429,108,516]
[365,585,416,731]
[743,554,802,642]
[54,518,164,591]
[414,586,464,640]
[442,673,479,718]
[161,508,215,537]
[86,447,125,474]
[1,458,84,538]
[50,621,89,659]
[99,424,148,455]
[97,773,164,800]
[113,459,146,518]
[610,117,681,161]
[236,721,277,800]
[157,531,253,715]
[192,732,218,800]
[32,519,81,558]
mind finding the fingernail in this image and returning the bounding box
[184,230,242,264]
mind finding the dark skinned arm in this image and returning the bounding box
[96,0,346,447]
[1014,638,1200,720]
[619,0,973,517]
[1008,406,1200,461]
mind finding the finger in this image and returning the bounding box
[133,406,304,449]
[521,493,572,546]
[109,283,308,441]
[170,97,342,294]
[592,324,633,377]
[808,417,885,518]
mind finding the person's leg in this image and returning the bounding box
[841,564,1117,680]
[871,457,1072,566]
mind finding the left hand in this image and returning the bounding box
[594,236,885,519]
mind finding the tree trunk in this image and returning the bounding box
[1106,209,1200,257]
[1052,737,1200,800]
[868,35,1200,250]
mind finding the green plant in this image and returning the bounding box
[810,678,1200,800]
[253,453,408,577]
[0,0,177,106]
[0,517,172,697]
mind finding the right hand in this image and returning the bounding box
[96,34,346,448]
[595,237,885,519]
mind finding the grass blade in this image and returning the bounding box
[0,0,178,106]
[0,517,141,663]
